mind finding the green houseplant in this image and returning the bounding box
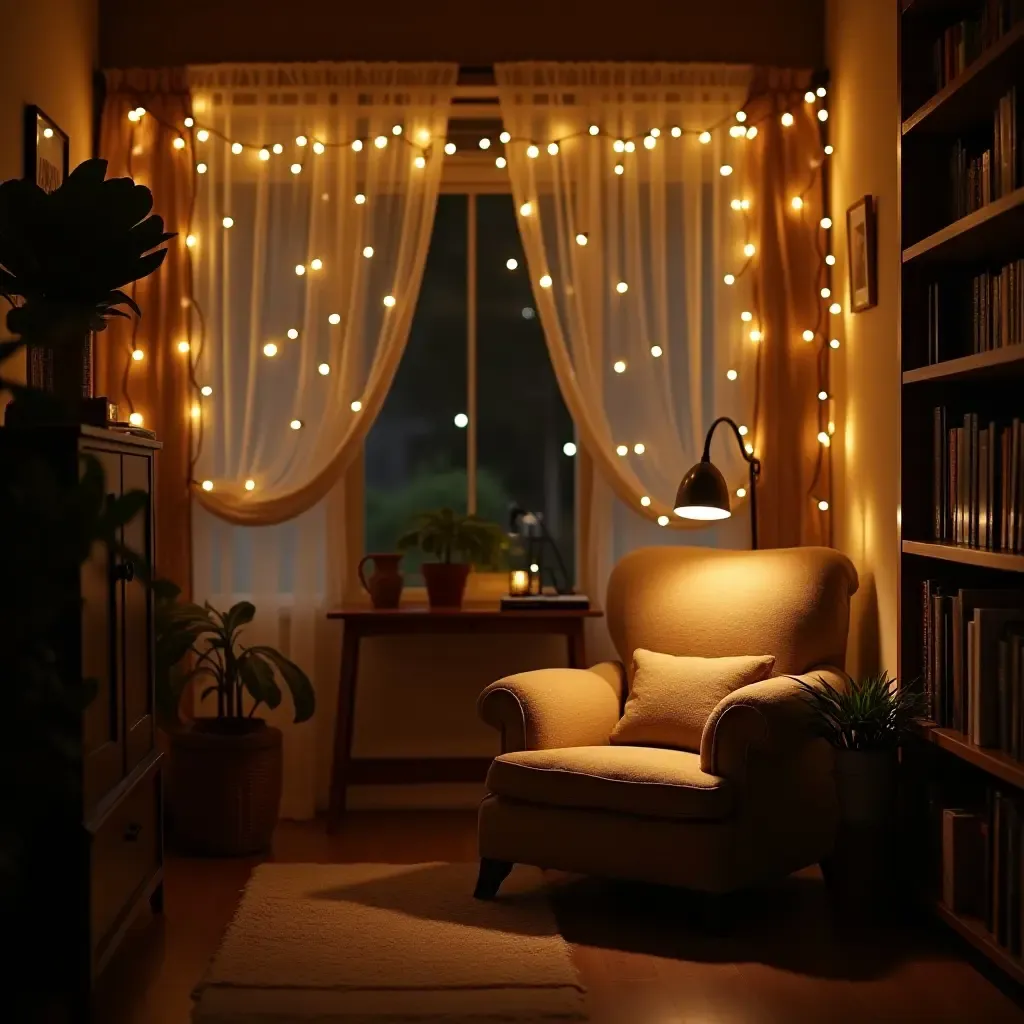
[799,670,926,824]
[156,583,315,854]
[397,507,508,608]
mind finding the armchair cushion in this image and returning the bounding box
[610,650,776,752]
[486,745,733,821]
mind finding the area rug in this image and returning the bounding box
[192,862,588,1022]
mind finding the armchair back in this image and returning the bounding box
[605,546,859,678]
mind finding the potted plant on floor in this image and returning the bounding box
[157,582,315,855]
[397,507,507,608]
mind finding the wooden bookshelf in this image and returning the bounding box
[902,541,1024,572]
[903,346,1024,384]
[900,4,1024,987]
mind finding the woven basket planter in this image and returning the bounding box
[167,719,282,856]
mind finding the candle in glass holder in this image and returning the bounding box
[509,569,529,596]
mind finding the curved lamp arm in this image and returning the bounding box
[701,416,761,549]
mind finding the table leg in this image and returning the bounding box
[567,621,587,669]
[328,624,361,832]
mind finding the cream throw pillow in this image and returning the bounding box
[610,650,776,752]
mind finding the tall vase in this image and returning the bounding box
[357,553,404,609]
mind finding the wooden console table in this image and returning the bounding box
[325,605,602,829]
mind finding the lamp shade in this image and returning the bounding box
[673,459,732,520]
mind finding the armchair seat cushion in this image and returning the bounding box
[486,745,733,822]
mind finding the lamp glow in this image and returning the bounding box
[414,156,426,169]
[830,302,842,315]
[173,137,185,150]
[374,135,387,149]
[791,196,803,210]
[803,329,815,342]
[256,147,269,161]
[197,129,210,142]
[743,243,756,257]
[310,259,323,271]
[741,310,753,322]
[750,329,762,342]
[128,412,144,426]
[547,142,559,155]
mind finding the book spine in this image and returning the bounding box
[924,580,934,718]
[934,407,944,540]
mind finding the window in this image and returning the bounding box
[365,193,575,580]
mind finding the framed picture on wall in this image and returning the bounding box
[23,105,69,193]
[846,194,877,313]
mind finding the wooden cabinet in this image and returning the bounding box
[2,425,163,1015]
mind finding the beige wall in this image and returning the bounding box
[827,0,899,679]
[0,0,97,386]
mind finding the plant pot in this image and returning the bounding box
[166,718,282,855]
[422,562,471,609]
[833,747,898,827]
[357,552,404,608]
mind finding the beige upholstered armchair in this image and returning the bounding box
[474,545,859,899]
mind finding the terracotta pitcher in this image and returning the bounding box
[357,553,404,609]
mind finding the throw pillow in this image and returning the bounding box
[610,650,776,752]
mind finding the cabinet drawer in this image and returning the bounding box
[90,766,160,954]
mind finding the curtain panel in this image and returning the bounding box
[98,69,196,599]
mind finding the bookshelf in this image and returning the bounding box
[900,0,1024,985]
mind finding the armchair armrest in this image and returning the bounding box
[478,662,625,753]
[699,667,847,779]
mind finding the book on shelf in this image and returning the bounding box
[938,787,1024,959]
[921,582,1024,741]
[931,407,1024,551]
[931,4,1024,94]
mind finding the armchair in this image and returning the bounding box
[475,545,859,898]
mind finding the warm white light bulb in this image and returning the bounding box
[644,135,657,149]
[671,126,682,138]
[201,385,213,396]
[821,287,831,298]
[312,141,325,154]
[720,164,733,176]
[650,345,663,358]
[657,515,670,526]
[374,135,388,149]
[392,124,403,136]
[750,329,762,342]
[131,349,144,362]
[727,369,738,380]
[818,109,829,122]
[818,499,829,511]
[650,128,661,138]
[363,246,374,258]
[829,302,841,315]
[454,413,469,428]
[589,125,600,136]
[479,137,491,150]
[173,137,186,150]
[350,400,362,411]
[698,131,711,144]
[740,310,753,322]
[616,445,628,456]
[201,479,214,491]
[820,216,832,229]
[616,281,628,294]
[296,135,307,147]
[178,340,191,353]
[506,257,518,270]
[196,163,208,175]
[781,112,795,127]
[270,143,282,155]
[741,199,751,210]
[129,412,144,426]
[197,129,210,142]
[231,142,242,154]
[613,139,625,153]
[290,162,303,174]
[824,144,834,155]
[414,155,426,169]
[743,243,756,258]
[263,342,278,357]
[614,163,624,175]
[295,264,305,275]
[563,442,577,456]
[729,125,745,138]
[575,233,588,246]
[633,443,646,455]
[190,403,201,419]
[519,201,533,217]
[222,216,234,229]
[444,142,456,155]
[184,117,194,128]
[318,363,330,376]
[539,274,553,289]
[287,328,299,339]
[738,425,749,436]
[744,443,754,454]
[329,313,341,324]
[613,360,626,373]
[526,144,539,158]
[310,258,322,271]
[383,294,396,307]
[830,338,840,349]
[245,479,256,491]
[724,273,736,285]
[805,90,816,103]
[791,196,804,210]
[547,142,559,155]
[624,140,636,153]
[495,156,506,169]
[802,329,815,342]
[731,198,743,211]
[737,487,747,498]
[818,390,828,400]
[354,193,366,205]
[746,126,758,139]
[818,431,831,446]
[817,86,827,98]
[825,254,836,266]
[185,234,197,248]
[290,419,303,431]
[640,495,652,507]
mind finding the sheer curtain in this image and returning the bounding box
[495,63,758,609]
[188,63,456,817]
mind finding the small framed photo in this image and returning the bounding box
[846,195,877,313]
[24,106,69,193]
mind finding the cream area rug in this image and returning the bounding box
[192,862,588,1022]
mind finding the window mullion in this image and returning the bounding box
[467,191,478,515]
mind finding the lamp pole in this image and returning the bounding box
[701,416,762,550]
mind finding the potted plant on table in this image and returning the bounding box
[156,582,315,855]
[397,507,508,609]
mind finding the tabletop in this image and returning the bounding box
[326,604,603,620]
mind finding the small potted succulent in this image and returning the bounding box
[397,508,507,608]
[156,582,315,855]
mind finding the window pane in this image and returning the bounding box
[476,194,575,585]
[365,195,468,578]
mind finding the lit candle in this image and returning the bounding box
[509,569,530,596]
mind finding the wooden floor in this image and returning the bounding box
[93,811,1024,1023]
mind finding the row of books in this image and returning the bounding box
[926,258,1024,362]
[922,582,1024,749]
[931,409,1024,552]
[949,86,1022,221]
[931,1,1024,93]
[940,789,1024,957]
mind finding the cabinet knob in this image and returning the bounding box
[123,821,142,842]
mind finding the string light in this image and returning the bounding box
[547,142,559,155]
[633,443,646,454]
[820,216,832,229]
[444,142,457,155]
[817,86,827,98]
[729,125,745,138]
[805,90,816,103]
[506,258,518,270]
[818,499,829,511]
[824,144,834,155]
[527,144,540,158]
[781,112,795,127]
[287,328,299,339]
[500,131,511,144]
[614,164,624,175]
[616,281,629,294]
[644,135,657,148]
[272,143,283,155]
[383,295,396,307]
[129,412,144,426]
[318,363,330,375]
[829,302,841,315]
[374,135,388,149]
[190,403,201,419]
[184,117,194,128]
[741,310,753,322]
[539,274,553,289]
[817,431,831,447]
[736,111,747,123]
[671,126,682,138]
[640,495,652,506]
[354,193,366,204]
[296,135,307,146]
[657,515,670,526]
[723,274,735,285]
[738,425,748,436]
[624,140,636,153]
[312,141,325,154]
[519,201,533,217]
[650,129,661,138]
[263,342,278,357]
[791,196,804,210]
[731,199,743,211]
[818,109,829,122]
[131,349,144,362]
[802,329,815,342]
[743,243,756,257]
[575,233,588,246]
[178,340,191,353]
[231,142,243,155]
[414,156,426,169]
[495,156,506,169]
[727,369,738,380]
[746,126,758,139]
[197,129,210,142]
[185,233,197,247]
[392,124,403,136]
[825,254,836,266]
[749,329,762,342]
[719,164,733,176]
[173,137,186,150]
[418,129,431,144]
[650,345,663,357]
[819,390,829,400]
[736,487,747,498]
[310,259,323,271]
[744,442,754,454]
[350,400,362,412]
[699,131,711,144]
[821,287,831,298]
[201,480,214,491]
[613,360,627,373]
[479,138,491,150]
[454,413,469,428]
[329,313,341,324]
[295,264,305,275]
[222,216,234,228]
[290,419,303,430]
[363,246,374,258]
[830,338,840,349]
[589,125,600,136]
[616,445,628,456]
[563,442,578,456]
[197,163,208,174]
[245,479,256,491]
[614,139,626,153]
[201,385,213,396]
